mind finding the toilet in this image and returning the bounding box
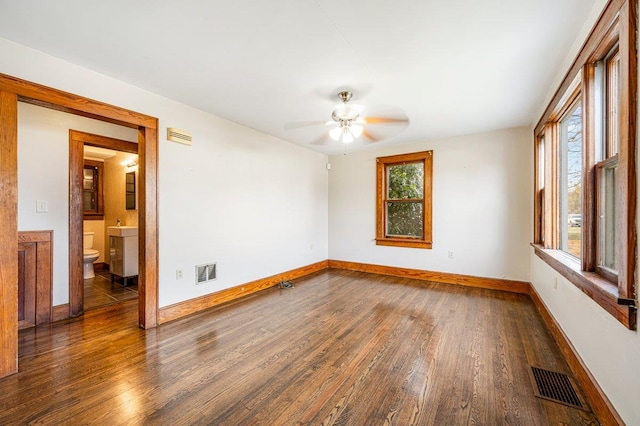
[83,231,100,279]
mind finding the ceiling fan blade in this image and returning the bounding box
[363,116,409,125]
[310,133,331,146]
[284,120,330,130]
[362,129,381,143]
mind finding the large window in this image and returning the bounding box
[533,0,636,329]
[376,151,432,249]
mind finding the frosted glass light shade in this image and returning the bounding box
[329,126,342,141]
[350,124,363,138]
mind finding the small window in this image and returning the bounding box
[83,159,104,220]
[376,151,432,249]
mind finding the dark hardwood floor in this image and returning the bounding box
[3,270,599,425]
[84,270,138,311]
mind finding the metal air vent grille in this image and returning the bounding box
[167,128,192,145]
[529,366,588,410]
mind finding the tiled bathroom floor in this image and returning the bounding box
[84,270,138,311]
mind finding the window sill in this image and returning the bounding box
[531,243,636,329]
[376,238,432,249]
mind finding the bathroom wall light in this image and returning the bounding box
[121,159,138,168]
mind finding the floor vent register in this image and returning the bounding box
[529,366,588,411]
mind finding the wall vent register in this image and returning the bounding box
[196,263,216,284]
[167,128,192,146]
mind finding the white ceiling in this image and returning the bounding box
[0,0,597,155]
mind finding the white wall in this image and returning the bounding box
[4,37,329,308]
[329,127,532,283]
[527,1,639,424]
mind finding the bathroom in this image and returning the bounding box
[82,145,139,309]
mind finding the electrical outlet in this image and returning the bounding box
[176,270,183,280]
[36,200,48,213]
[448,251,454,259]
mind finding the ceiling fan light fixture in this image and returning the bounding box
[329,126,342,141]
[350,123,363,138]
[341,129,355,144]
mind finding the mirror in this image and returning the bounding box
[125,171,136,210]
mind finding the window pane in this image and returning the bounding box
[83,191,95,211]
[386,202,423,237]
[607,52,620,156]
[599,163,618,271]
[387,163,424,199]
[560,102,582,258]
[83,168,94,180]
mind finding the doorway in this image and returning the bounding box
[71,131,140,313]
[0,73,159,379]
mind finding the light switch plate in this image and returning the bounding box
[36,200,48,213]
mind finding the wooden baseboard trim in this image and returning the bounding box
[528,286,623,425]
[52,304,70,322]
[158,260,329,324]
[328,260,530,294]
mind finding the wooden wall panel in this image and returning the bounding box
[18,231,53,328]
[17,243,36,328]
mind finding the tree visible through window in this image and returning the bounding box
[386,163,424,237]
[560,101,582,258]
[376,151,432,249]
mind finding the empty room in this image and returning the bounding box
[0,0,638,424]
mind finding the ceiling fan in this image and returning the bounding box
[288,91,409,145]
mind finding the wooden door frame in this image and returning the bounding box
[70,130,139,316]
[0,73,159,379]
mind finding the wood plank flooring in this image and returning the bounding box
[84,270,138,311]
[2,270,599,425]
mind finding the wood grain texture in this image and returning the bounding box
[0,74,160,379]
[529,285,623,425]
[138,125,158,329]
[158,260,329,324]
[68,130,85,317]
[52,304,70,322]
[70,129,139,153]
[69,131,139,318]
[17,231,53,326]
[532,244,635,329]
[0,73,157,129]
[17,242,36,326]
[0,270,600,424]
[0,90,18,378]
[617,0,637,304]
[534,0,622,135]
[329,259,531,294]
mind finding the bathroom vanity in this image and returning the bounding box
[107,226,138,286]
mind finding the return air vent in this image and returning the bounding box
[196,263,216,284]
[167,128,192,146]
[529,366,588,410]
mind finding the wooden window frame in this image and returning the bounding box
[376,150,433,249]
[532,0,637,330]
[83,159,104,220]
